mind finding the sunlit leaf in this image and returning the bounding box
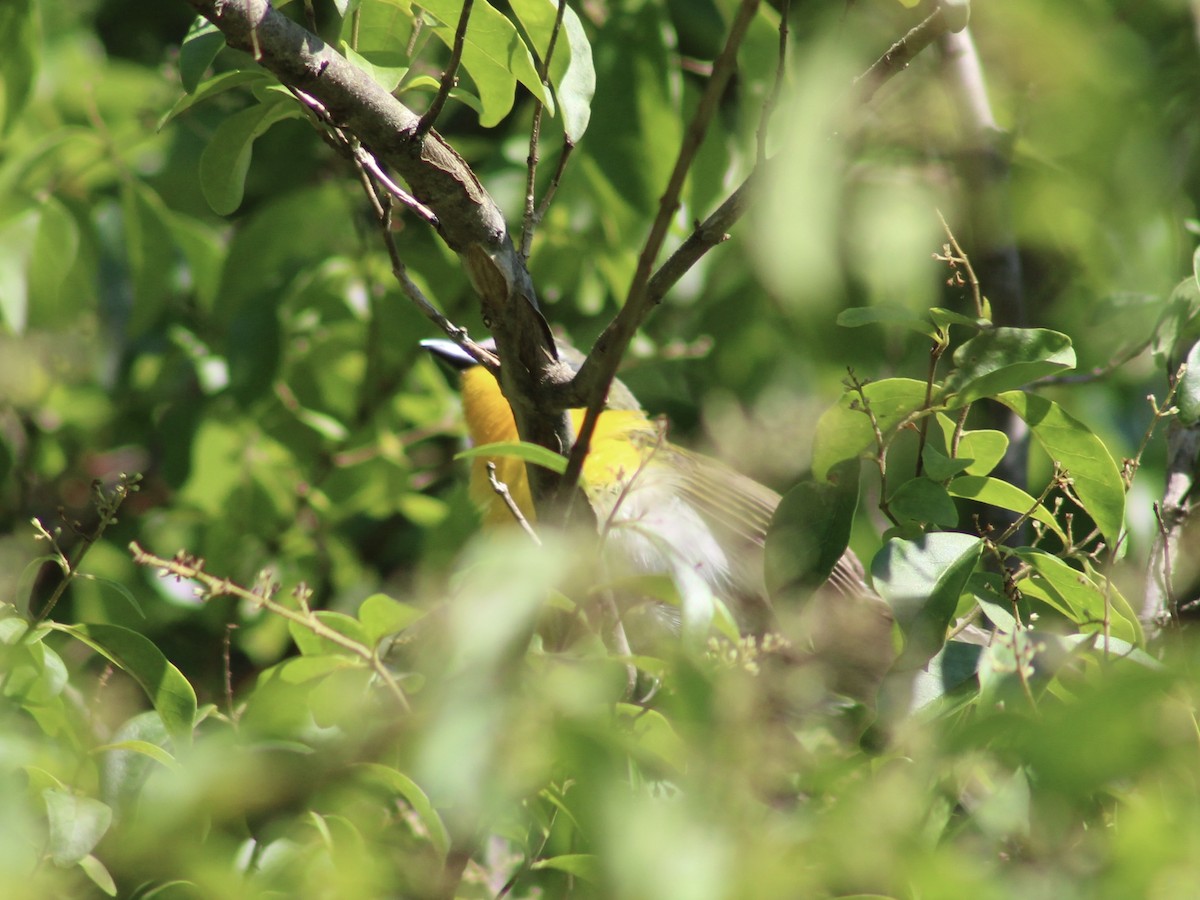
[358,593,425,644]
[947,475,1066,542]
[812,377,930,481]
[43,790,112,866]
[49,623,197,747]
[456,440,568,474]
[996,391,1125,545]
[871,532,983,667]
[944,328,1076,408]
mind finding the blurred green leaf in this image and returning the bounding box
[838,305,938,337]
[199,95,303,214]
[358,594,424,645]
[43,789,113,867]
[533,853,600,882]
[355,763,450,859]
[765,458,860,598]
[456,440,569,474]
[0,0,37,133]
[289,611,370,656]
[179,17,225,93]
[49,623,197,747]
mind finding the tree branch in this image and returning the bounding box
[180,0,569,500]
[559,0,761,499]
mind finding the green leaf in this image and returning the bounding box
[944,328,1076,408]
[355,764,450,858]
[888,477,959,528]
[160,70,271,128]
[765,459,860,599]
[419,0,550,127]
[929,307,989,332]
[399,74,484,114]
[1014,549,1142,645]
[1177,341,1200,425]
[43,789,113,867]
[509,0,596,141]
[179,17,226,93]
[456,440,568,474]
[93,739,181,773]
[0,0,38,133]
[122,180,177,337]
[928,415,1009,477]
[289,611,370,656]
[910,640,983,711]
[811,378,930,481]
[342,45,408,92]
[358,593,425,644]
[0,207,39,332]
[947,475,1066,542]
[837,305,938,337]
[995,391,1125,545]
[532,854,600,882]
[921,443,973,480]
[49,623,197,747]
[615,703,687,773]
[871,533,983,668]
[78,854,117,896]
[199,95,302,215]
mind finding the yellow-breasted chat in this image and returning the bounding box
[421,336,890,686]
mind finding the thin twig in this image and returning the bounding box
[416,0,473,140]
[852,7,952,106]
[560,0,761,503]
[129,543,412,712]
[756,0,789,164]
[486,462,542,546]
[936,209,984,317]
[520,0,569,260]
[352,143,440,227]
[28,475,142,631]
[531,139,575,227]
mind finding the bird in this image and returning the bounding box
[422,337,894,703]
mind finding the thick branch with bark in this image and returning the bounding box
[182,0,571,498]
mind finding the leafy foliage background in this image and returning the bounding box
[2,0,1200,897]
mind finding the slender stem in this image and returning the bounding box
[852,8,951,106]
[129,543,412,712]
[520,0,569,260]
[756,0,789,164]
[560,0,761,501]
[416,0,473,140]
[486,462,542,546]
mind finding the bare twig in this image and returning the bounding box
[486,462,542,546]
[560,0,761,503]
[935,209,985,317]
[129,542,412,712]
[520,0,569,260]
[352,143,440,227]
[853,7,953,106]
[756,0,790,165]
[415,0,473,140]
[28,474,142,630]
